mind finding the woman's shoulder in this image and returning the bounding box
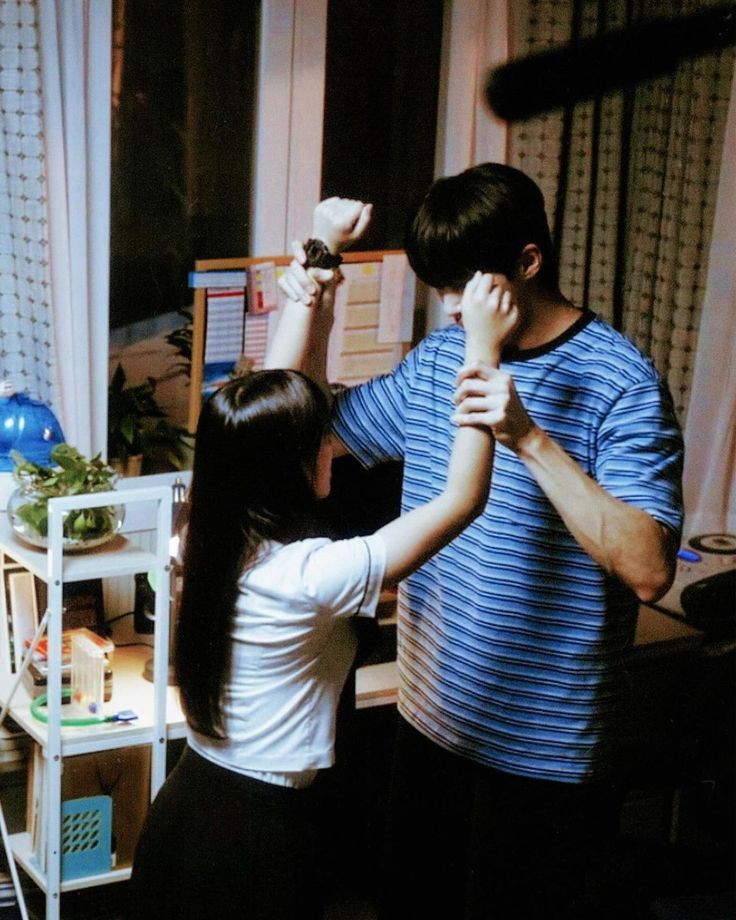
[246,537,330,572]
[246,534,384,576]
[242,534,385,614]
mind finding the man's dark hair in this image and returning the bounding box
[405,162,559,292]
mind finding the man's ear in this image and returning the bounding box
[517,244,542,281]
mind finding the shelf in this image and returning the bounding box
[0,483,174,920]
[0,646,186,755]
[10,832,132,893]
[0,517,159,583]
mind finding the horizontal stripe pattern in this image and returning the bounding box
[333,313,684,781]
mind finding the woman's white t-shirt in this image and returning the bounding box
[188,533,386,780]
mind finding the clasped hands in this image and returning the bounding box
[453,271,533,451]
[277,197,371,307]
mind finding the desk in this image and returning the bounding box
[633,604,704,648]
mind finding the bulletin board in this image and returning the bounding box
[187,250,417,432]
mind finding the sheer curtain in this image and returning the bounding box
[38,0,112,456]
[0,1,55,404]
[682,63,736,535]
[507,0,733,413]
[0,1,111,456]
[504,0,735,532]
[427,0,509,330]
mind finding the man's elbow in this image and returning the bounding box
[634,568,674,604]
[619,521,678,604]
[631,540,677,603]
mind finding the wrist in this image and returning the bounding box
[304,237,343,268]
[514,423,545,460]
[464,339,501,366]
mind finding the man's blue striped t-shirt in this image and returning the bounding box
[333,310,684,782]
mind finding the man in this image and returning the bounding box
[276,169,683,918]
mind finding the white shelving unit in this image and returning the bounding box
[0,485,174,920]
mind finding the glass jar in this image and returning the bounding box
[7,475,125,551]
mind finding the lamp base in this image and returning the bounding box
[142,656,177,686]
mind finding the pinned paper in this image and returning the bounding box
[242,314,270,371]
[204,288,246,363]
[378,253,414,343]
[247,262,279,314]
[326,262,408,387]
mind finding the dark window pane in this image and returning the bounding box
[110,0,257,328]
[321,0,444,250]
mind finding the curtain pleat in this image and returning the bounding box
[0,0,55,404]
[682,61,736,535]
[38,0,112,456]
[507,0,734,428]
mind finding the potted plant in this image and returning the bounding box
[7,443,123,550]
[107,363,193,476]
[163,308,193,379]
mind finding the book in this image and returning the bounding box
[188,269,247,288]
[24,627,114,664]
[7,570,38,672]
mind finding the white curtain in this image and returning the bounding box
[682,61,736,537]
[427,0,509,331]
[38,0,111,456]
[434,0,509,177]
[252,0,327,255]
[0,1,54,404]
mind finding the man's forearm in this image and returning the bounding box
[515,426,676,602]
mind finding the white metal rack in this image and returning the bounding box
[0,485,173,920]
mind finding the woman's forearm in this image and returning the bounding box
[263,287,335,398]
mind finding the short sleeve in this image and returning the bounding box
[595,378,684,537]
[332,345,423,467]
[301,533,387,620]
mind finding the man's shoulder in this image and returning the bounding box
[409,325,464,370]
[569,315,661,385]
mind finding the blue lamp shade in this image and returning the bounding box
[0,391,65,471]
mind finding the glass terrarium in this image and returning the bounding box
[7,444,124,551]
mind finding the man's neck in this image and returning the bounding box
[512,289,582,351]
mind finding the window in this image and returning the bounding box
[321,0,444,249]
[110,0,258,329]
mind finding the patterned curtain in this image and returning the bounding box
[0,0,54,403]
[507,0,734,422]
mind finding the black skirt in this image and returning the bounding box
[128,746,324,920]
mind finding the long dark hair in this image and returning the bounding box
[405,162,559,292]
[175,370,330,738]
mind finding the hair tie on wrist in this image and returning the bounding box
[304,238,343,269]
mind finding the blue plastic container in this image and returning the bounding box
[0,390,65,471]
